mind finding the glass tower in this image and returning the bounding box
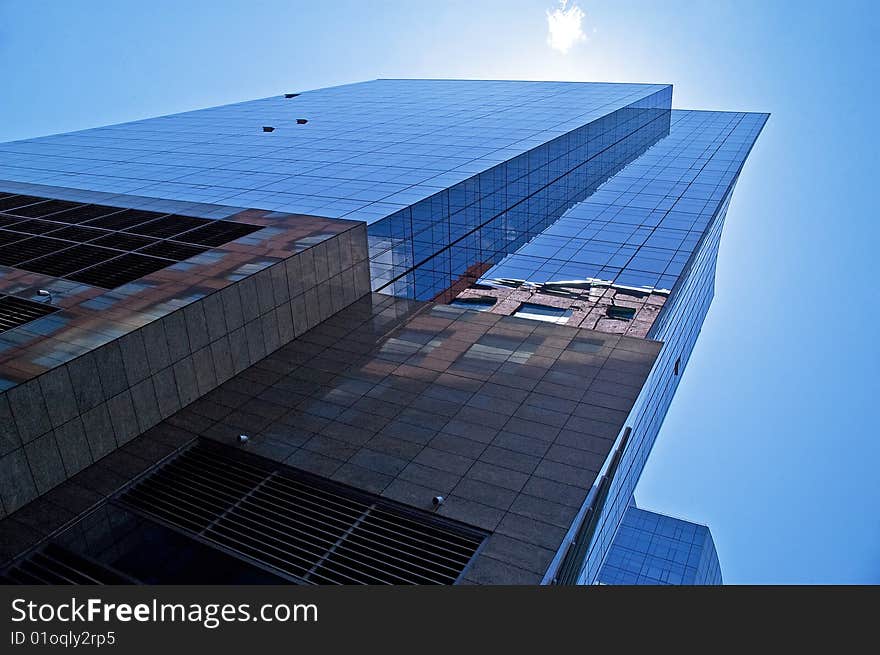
[597,497,722,585]
[0,80,766,585]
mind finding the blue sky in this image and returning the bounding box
[1,0,877,583]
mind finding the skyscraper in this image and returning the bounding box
[0,80,766,585]
[598,497,722,585]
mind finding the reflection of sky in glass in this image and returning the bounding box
[482,109,769,292]
[0,80,667,223]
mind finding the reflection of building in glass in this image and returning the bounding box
[0,80,766,585]
[598,497,722,585]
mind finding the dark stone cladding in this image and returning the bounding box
[0,292,661,584]
[0,221,372,517]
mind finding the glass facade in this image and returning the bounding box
[369,88,671,298]
[597,497,722,585]
[0,80,665,216]
[0,79,670,300]
[565,110,768,584]
[477,110,767,291]
[0,80,767,585]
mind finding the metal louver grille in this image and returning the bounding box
[0,294,58,333]
[1,543,133,585]
[117,441,486,585]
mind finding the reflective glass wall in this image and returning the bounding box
[597,497,722,585]
[371,88,672,298]
[0,79,671,302]
[479,110,767,292]
[569,110,769,584]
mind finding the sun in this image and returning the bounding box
[546,1,587,54]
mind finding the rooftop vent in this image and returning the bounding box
[296,118,308,125]
[262,126,275,132]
